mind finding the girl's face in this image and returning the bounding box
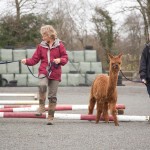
[42,33,51,43]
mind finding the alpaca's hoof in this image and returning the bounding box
[105,119,109,123]
[104,120,109,123]
[88,120,92,122]
[35,113,42,116]
[88,113,93,122]
[115,123,119,126]
[118,109,124,115]
[95,121,99,124]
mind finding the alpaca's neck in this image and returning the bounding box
[107,70,119,94]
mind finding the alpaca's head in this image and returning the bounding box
[108,53,123,72]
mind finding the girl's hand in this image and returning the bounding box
[142,79,146,84]
[21,59,26,64]
[53,58,61,64]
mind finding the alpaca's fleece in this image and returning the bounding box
[88,53,123,126]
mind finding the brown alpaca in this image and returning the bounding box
[88,53,123,126]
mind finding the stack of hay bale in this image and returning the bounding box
[0,49,103,87]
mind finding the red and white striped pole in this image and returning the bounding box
[0,112,148,122]
[54,114,149,122]
[0,101,126,110]
[0,104,125,112]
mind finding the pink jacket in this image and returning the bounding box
[26,39,68,81]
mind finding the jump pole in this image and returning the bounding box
[0,104,125,111]
[0,107,124,115]
[0,93,38,100]
[0,100,39,105]
[0,112,148,122]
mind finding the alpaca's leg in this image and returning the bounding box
[88,97,96,114]
[96,103,103,124]
[103,102,109,123]
[111,104,119,126]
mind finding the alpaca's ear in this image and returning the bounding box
[118,53,123,58]
[108,53,114,59]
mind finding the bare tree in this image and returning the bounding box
[61,0,92,49]
[14,0,37,21]
[136,0,150,42]
[121,13,144,71]
[45,0,93,50]
[106,0,150,42]
[0,0,48,21]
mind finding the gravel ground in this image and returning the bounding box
[0,81,150,150]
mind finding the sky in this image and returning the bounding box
[0,0,136,20]
[0,0,139,36]
[0,0,7,10]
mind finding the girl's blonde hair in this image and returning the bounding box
[40,25,57,39]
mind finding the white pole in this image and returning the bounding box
[0,93,37,99]
[0,101,38,105]
[0,93,37,97]
[117,115,149,122]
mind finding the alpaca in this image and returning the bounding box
[88,53,123,126]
